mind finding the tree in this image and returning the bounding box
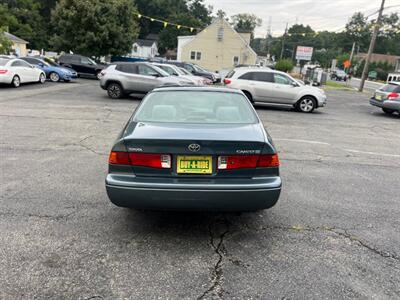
[136,0,213,54]
[0,27,13,54]
[51,0,139,57]
[0,1,48,50]
[231,13,262,39]
[216,9,227,19]
[188,0,212,25]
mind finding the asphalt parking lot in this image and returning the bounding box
[1,80,399,299]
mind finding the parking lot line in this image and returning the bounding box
[344,149,400,158]
[274,138,331,145]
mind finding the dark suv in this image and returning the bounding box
[58,54,106,79]
[166,61,217,83]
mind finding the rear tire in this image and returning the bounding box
[39,73,46,84]
[296,97,316,113]
[107,82,124,99]
[12,75,20,88]
[382,108,395,114]
[49,72,60,82]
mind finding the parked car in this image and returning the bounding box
[21,56,77,82]
[223,68,327,113]
[178,67,213,85]
[331,69,348,81]
[193,63,221,83]
[58,54,106,79]
[165,61,217,83]
[151,62,209,85]
[99,62,193,99]
[105,86,281,211]
[0,58,46,88]
[370,82,400,115]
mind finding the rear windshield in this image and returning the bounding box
[225,70,235,78]
[0,58,9,66]
[380,84,400,93]
[133,91,258,124]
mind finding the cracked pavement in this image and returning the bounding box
[0,80,399,299]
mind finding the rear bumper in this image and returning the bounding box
[0,75,13,84]
[105,174,282,211]
[382,100,400,111]
[370,98,384,108]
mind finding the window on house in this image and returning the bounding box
[233,56,239,66]
[190,51,201,61]
[217,27,224,41]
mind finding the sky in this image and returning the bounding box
[203,0,400,37]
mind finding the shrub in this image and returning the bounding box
[275,59,294,72]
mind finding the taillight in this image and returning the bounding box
[109,151,130,165]
[388,92,399,100]
[109,151,171,169]
[223,78,231,85]
[0,69,8,74]
[258,154,280,167]
[129,153,171,169]
[217,154,279,170]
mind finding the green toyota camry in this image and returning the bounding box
[106,86,281,211]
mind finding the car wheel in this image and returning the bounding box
[297,97,316,113]
[382,108,395,114]
[12,75,20,88]
[243,91,253,103]
[107,83,123,99]
[39,73,46,84]
[96,71,102,80]
[49,72,60,82]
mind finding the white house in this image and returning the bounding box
[131,39,158,58]
[177,17,257,73]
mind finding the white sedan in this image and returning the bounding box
[152,62,211,85]
[0,58,46,88]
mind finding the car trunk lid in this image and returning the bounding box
[122,122,272,178]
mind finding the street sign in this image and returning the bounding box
[295,46,313,61]
[343,60,351,69]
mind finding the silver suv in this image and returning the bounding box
[223,68,327,113]
[100,62,192,99]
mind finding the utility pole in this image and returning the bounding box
[349,42,355,65]
[346,42,356,73]
[359,0,385,92]
[280,22,288,60]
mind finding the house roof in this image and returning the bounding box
[135,39,156,47]
[2,32,29,44]
[146,34,159,41]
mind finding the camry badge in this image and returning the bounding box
[188,143,201,152]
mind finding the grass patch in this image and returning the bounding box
[323,81,356,91]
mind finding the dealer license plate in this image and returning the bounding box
[177,156,212,174]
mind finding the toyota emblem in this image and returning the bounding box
[188,143,201,152]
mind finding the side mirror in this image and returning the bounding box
[291,81,299,87]
[38,63,44,68]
